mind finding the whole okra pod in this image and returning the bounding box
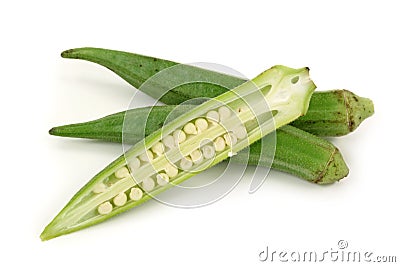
[49,105,349,184]
[42,65,316,240]
[61,47,374,136]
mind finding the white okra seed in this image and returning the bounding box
[162,135,175,149]
[151,142,165,156]
[128,157,140,172]
[224,132,238,147]
[129,187,143,201]
[214,136,226,152]
[173,130,186,144]
[98,201,113,215]
[92,183,107,194]
[156,173,169,186]
[139,150,154,162]
[201,145,215,159]
[218,106,232,121]
[190,149,203,164]
[232,126,247,139]
[115,166,130,179]
[183,122,197,135]
[206,110,219,123]
[113,192,127,207]
[142,177,155,191]
[165,163,178,178]
[180,157,193,170]
[195,118,208,132]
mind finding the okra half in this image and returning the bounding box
[49,105,349,184]
[41,65,316,240]
[61,47,374,136]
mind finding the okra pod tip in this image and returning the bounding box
[315,147,349,184]
[343,90,374,132]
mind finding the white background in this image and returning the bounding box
[1,0,399,266]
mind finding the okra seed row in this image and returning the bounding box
[96,104,249,216]
[126,105,241,186]
[97,186,143,214]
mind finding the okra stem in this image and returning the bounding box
[61,47,373,136]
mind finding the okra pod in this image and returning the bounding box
[61,47,374,136]
[41,65,316,240]
[49,105,349,184]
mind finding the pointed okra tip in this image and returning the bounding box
[343,90,374,133]
[60,48,76,58]
[40,220,59,241]
[40,212,73,241]
[315,147,349,184]
[48,127,58,136]
[61,47,97,59]
[40,213,82,241]
[48,125,76,137]
[40,227,54,241]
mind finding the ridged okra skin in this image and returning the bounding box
[242,126,348,184]
[49,105,349,184]
[61,47,374,136]
[291,89,374,136]
[42,65,316,240]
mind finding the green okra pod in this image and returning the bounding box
[61,47,374,136]
[49,105,349,184]
[42,65,316,240]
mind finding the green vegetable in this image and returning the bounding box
[61,47,374,136]
[291,89,374,136]
[41,65,316,240]
[49,105,349,184]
